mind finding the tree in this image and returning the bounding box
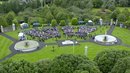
[0,60,36,73]
[94,50,130,73]
[12,18,19,27]
[42,5,54,23]
[118,13,127,22]
[0,17,8,26]
[122,8,130,20]
[110,9,120,21]
[125,21,130,27]
[107,1,116,11]
[111,57,130,73]
[93,0,103,8]
[119,0,128,7]
[93,16,100,24]
[101,0,108,12]
[35,59,51,73]
[71,18,78,25]
[24,16,29,23]
[5,11,16,25]
[48,54,101,73]
[51,19,57,27]
[55,12,68,23]
[60,20,66,26]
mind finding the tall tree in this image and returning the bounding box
[94,50,130,73]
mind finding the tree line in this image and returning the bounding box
[0,50,130,73]
[0,0,130,28]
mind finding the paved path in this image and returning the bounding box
[121,43,130,48]
[0,33,17,42]
[107,25,115,35]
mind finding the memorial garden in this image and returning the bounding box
[0,0,130,73]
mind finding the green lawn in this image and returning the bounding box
[112,27,130,44]
[117,7,130,11]
[2,26,130,62]
[0,36,12,60]
[9,42,130,62]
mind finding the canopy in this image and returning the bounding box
[18,32,24,37]
[88,20,93,23]
[20,23,29,29]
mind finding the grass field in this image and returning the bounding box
[112,27,130,44]
[0,36,12,60]
[8,42,130,62]
[2,26,130,62]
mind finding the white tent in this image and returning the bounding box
[18,32,24,37]
[88,20,93,23]
[18,32,25,40]
[20,23,29,29]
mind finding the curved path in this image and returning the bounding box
[0,33,45,62]
[0,25,130,62]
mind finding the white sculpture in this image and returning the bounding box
[99,18,103,25]
[12,23,16,31]
[1,25,4,32]
[110,19,113,26]
[115,19,118,25]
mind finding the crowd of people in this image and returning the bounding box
[24,26,97,41]
[24,27,61,41]
[62,26,97,38]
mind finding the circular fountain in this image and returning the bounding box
[14,40,39,52]
[94,35,117,45]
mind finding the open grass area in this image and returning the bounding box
[9,42,130,62]
[0,36,12,60]
[2,26,130,62]
[5,30,19,40]
[117,7,130,11]
[112,27,130,44]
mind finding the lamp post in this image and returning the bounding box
[73,41,78,54]
[85,46,88,57]
[73,42,74,54]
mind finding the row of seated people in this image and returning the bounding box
[24,27,61,41]
[62,26,97,38]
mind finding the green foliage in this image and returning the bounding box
[24,16,29,23]
[12,18,19,27]
[5,11,15,25]
[111,57,130,73]
[51,19,57,27]
[42,5,54,23]
[122,8,130,20]
[48,54,101,73]
[93,16,100,24]
[71,18,78,25]
[118,8,129,22]
[110,9,120,19]
[125,21,130,27]
[119,0,128,7]
[28,17,44,25]
[35,59,52,73]
[94,50,130,73]
[55,12,68,23]
[60,20,66,26]
[93,0,103,8]
[0,60,36,73]
[0,16,8,26]
[54,0,92,9]
[118,13,127,22]
[108,2,116,11]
